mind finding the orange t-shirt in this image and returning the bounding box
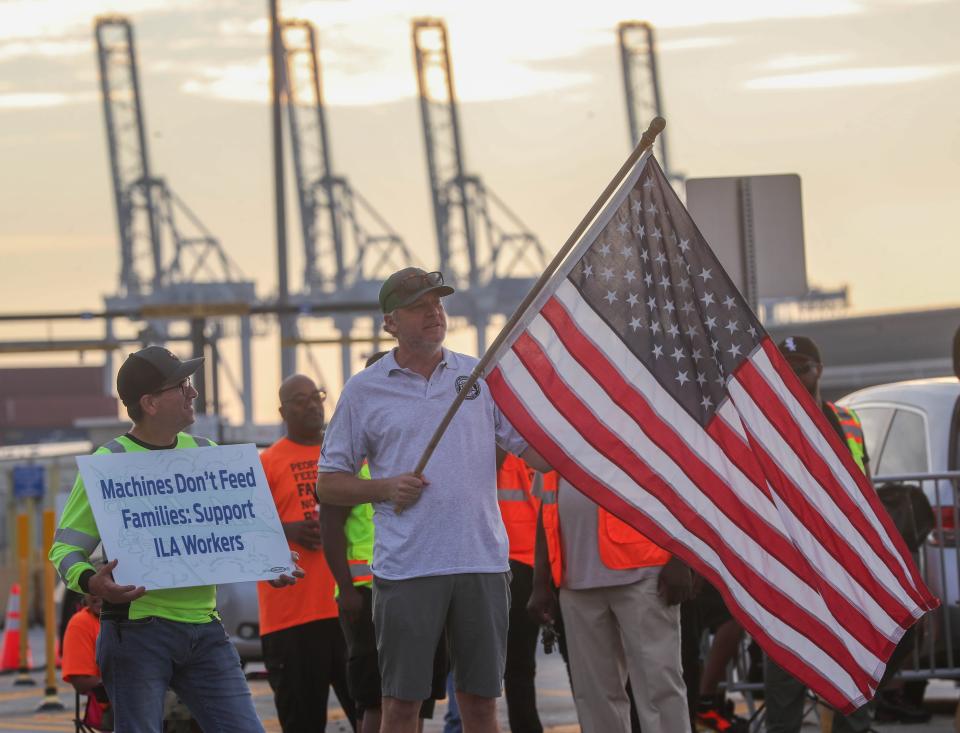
[62,607,100,682]
[257,437,339,635]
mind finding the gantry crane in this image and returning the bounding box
[95,15,256,421]
[281,19,418,382]
[412,18,547,353]
[617,21,674,179]
[616,21,850,321]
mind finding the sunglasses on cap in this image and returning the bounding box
[393,271,444,297]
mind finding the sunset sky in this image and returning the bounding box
[1,0,957,422]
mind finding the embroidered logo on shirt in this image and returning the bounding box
[455,375,481,400]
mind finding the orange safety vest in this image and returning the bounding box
[535,471,670,587]
[497,454,539,566]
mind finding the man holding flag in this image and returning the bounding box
[476,134,936,717]
[317,269,549,733]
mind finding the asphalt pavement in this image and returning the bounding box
[0,627,956,732]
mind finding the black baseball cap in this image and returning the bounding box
[116,346,204,407]
[379,268,454,313]
[777,336,822,364]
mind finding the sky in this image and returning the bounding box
[0,0,958,423]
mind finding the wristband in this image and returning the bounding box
[78,569,95,594]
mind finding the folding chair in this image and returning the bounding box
[74,689,112,733]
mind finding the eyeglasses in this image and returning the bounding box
[153,378,192,397]
[392,271,444,300]
[282,389,327,408]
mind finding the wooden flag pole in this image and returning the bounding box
[413,116,666,475]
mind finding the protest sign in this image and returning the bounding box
[76,443,292,590]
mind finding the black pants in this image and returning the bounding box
[262,617,358,733]
[680,597,704,729]
[504,559,543,733]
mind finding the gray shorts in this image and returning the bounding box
[373,572,510,700]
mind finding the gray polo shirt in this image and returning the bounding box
[319,348,528,580]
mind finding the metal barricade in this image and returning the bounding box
[874,470,960,681]
[719,470,960,728]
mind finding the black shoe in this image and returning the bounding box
[874,690,932,724]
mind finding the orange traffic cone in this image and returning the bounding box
[0,584,32,671]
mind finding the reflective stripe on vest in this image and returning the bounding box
[349,560,373,585]
[498,455,538,566]
[349,561,371,578]
[827,403,866,473]
[54,527,99,554]
[58,550,90,580]
[536,472,564,586]
[530,471,557,504]
[530,473,557,504]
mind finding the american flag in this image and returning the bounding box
[486,154,938,712]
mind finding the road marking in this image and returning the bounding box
[0,691,52,703]
[0,720,72,731]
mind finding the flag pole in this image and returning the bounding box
[413,116,666,475]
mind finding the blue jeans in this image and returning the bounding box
[97,616,263,733]
[443,672,462,733]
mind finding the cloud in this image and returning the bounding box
[0,91,94,109]
[658,37,735,53]
[261,0,864,104]
[762,53,853,71]
[0,0,891,106]
[181,61,271,104]
[744,64,960,90]
[0,38,89,61]
[182,52,592,107]
[0,0,196,42]
[217,18,268,38]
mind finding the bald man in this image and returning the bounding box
[257,375,357,732]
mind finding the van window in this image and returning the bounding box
[876,409,928,477]
[849,406,894,465]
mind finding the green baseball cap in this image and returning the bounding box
[379,268,454,313]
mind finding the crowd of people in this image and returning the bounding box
[50,266,928,733]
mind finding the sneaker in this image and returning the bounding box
[695,705,750,732]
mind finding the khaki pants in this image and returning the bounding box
[559,575,690,733]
